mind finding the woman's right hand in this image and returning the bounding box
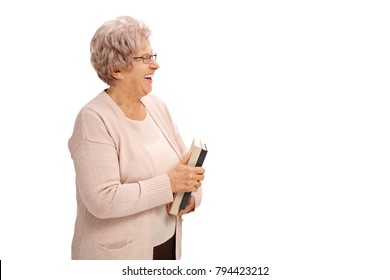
[168,151,205,193]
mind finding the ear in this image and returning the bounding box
[110,67,123,80]
[111,71,122,80]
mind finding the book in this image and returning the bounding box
[169,138,208,215]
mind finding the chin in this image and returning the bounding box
[143,89,152,96]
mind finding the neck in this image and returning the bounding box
[106,86,146,120]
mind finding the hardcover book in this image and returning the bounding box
[169,138,208,215]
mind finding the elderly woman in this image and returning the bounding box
[68,16,205,260]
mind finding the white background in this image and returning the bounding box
[0,0,389,279]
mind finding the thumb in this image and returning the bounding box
[181,150,192,164]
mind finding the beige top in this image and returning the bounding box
[127,112,178,246]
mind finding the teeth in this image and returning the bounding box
[144,74,153,79]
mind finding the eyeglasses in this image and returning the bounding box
[133,53,157,64]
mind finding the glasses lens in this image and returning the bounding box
[142,54,150,63]
[137,53,157,63]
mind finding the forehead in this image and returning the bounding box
[136,41,152,54]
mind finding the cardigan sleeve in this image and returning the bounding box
[68,108,174,219]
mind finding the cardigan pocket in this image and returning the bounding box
[97,240,133,251]
[95,240,138,259]
[94,239,152,260]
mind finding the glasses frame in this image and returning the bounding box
[133,53,157,64]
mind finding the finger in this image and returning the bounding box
[181,151,192,164]
[193,174,205,181]
[193,180,202,191]
[192,181,199,192]
[179,196,195,215]
[166,203,173,215]
[193,167,205,174]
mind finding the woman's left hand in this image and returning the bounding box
[166,195,195,216]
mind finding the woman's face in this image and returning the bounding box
[118,42,159,97]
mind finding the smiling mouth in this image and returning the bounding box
[144,74,153,80]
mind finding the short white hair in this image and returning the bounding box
[90,16,151,85]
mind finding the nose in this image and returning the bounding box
[150,59,159,70]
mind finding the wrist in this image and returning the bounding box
[168,172,177,193]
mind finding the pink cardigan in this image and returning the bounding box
[68,91,202,259]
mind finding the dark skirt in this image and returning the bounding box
[153,233,176,260]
